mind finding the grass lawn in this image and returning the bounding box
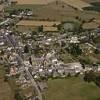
[44,77,100,100]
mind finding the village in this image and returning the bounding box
[0,0,100,100]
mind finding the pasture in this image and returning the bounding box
[44,77,100,100]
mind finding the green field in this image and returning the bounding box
[44,77,100,100]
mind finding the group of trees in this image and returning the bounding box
[67,44,82,57]
[24,45,29,53]
[57,21,82,34]
[37,25,43,32]
[94,49,100,54]
[14,92,23,100]
[84,71,100,87]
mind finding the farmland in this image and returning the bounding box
[5,2,100,22]
[16,20,60,32]
[11,0,91,11]
[16,20,60,26]
[62,0,91,11]
[44,77,100,100]
[11,0,55,5]
[0,65,14,100]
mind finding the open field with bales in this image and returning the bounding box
[44,77,100,100]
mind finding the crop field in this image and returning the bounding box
[5,4,100,22]
[62,0,91,10]
[83,0,100,12]
[84,0,100,3]
[16,20,60,26]
[44,77,100,100]
[11,0,91,11]
[12,0,55,5]
[16,20,60,32]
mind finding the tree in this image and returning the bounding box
[0,50,4,55]
[14,92,23,100]
[67,73,71,77]
[31,31,37,36]
[37,25,43,32]
[29,57,32,65]
[84,71,100,88]
[69,44,82,56]
[79,58,92,65]
[57,24,62,31]
[84,71,95,83]
[24,45,29,53]
[95,76,100,87]
[31,31,37,40]
[75,16,79,20]
[94,49,100,54]
[4,76,8,82]
[56,0,59,5]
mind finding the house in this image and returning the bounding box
[64,62,83,75]
[0,41,4,46]
[52,70,59,78]
[10,65,18,76]
[69,36,80,44]
[80,43,96,54]
[57,67,65,77]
